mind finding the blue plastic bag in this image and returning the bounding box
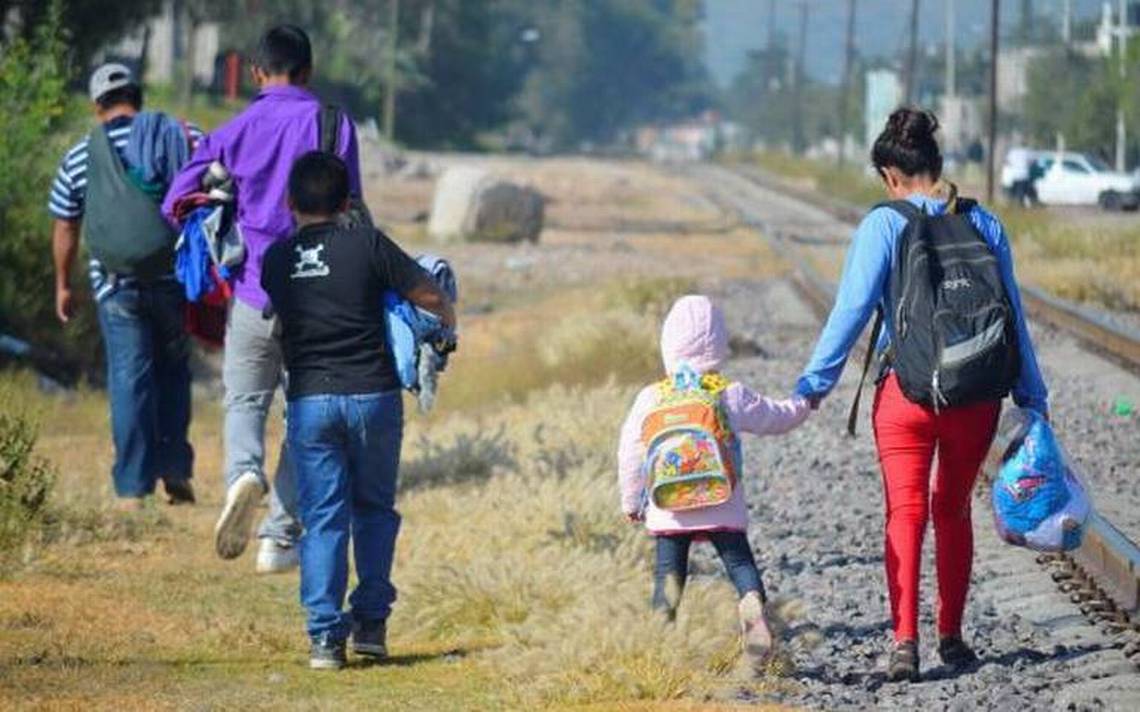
[992,409,1092,552]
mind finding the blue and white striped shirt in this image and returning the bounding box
[48,115,203,300]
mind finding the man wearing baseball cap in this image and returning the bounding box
[49,63,203,510]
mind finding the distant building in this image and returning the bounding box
[939,94,984,155]
[996,46,1046,112]
[864,69,902,150]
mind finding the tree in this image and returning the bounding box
[2,0,162,69]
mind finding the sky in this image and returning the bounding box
[703,0,1113,86]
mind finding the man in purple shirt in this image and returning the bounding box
[164,25,363,573]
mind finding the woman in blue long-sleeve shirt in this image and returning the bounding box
[795,108,1048,682]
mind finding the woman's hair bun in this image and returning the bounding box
[886,107,939,145]
[872,106,943,179]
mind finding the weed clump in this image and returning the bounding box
[0,412,56,571]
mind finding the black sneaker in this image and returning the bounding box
[309,634,347,670]
[352,619,387,659]
[886,640,920,682]
[163,479,196,505]
[938,637,978,669]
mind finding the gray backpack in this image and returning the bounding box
[82,125,177,279]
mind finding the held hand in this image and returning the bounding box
[55,286,76,324]
[625,511,643,524]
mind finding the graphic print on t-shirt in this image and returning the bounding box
[292,243,330,279]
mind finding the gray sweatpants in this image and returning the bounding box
[223,298,301,544]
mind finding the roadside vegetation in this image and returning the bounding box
[0,165,786,708]
[733,150,1140,313]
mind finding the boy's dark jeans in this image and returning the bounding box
[95,279,194,497]
[652,530,766,610]
[288,391,403,640]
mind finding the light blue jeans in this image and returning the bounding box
[287,391,403,640]
[223,299,300,544]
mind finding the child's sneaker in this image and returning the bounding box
[738,591,773,660]
[653,573,684,623]
[309,634,347,670]
[351,619,387,659]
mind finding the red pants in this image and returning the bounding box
[872,373,1000,642]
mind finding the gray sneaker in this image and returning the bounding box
[309,634,347,670]
[351,619,387,659]
[255,538,299,574]
[214,471,265,560]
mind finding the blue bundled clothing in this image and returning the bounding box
[794,193,1048,414]
[384,254,458,412]
[124,111,191,189]
[175,206,230,302]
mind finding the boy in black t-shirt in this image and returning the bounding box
[262,151,454,670]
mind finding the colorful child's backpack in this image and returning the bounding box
[992,409,1092,552]
[640,365,738,512]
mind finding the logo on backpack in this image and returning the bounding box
[641,366,737,512]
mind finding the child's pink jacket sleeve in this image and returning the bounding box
[617,386,658,515]
[724,383,811,436]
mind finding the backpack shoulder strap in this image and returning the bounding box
[846,307,884,437]
[319,104,340,154]
[872,199,923,222]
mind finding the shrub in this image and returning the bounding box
[0,6,99,378]
[0,411,57,570]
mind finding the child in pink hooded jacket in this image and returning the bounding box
[618,295,810,657]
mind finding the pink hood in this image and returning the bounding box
[660,295,730,375]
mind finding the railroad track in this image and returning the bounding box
[691,162,1140,682]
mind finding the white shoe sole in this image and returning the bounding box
[309,658,345,670]
[214,475,263,560]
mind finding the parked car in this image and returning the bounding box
[1033,152,1140,210]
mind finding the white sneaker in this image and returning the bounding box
[214,471,265,560]
[738,591,774,660]
[256,538,299,574]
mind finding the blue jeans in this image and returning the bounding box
[652,531,766,609]
[288,391,403,640]
[95,280,193,497]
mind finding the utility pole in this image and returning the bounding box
[383,0,400,142]
[838,0,858,166]
[946,0,956,97]
[1062,0,1072,45]
[1020,0,1033,43]
[904,0,920,103]
[986,0,1000,203]
[1116,0,1128,171]
[767,0,777,51]
[793,0,808,154]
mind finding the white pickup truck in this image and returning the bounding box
[1025,151,1140,210]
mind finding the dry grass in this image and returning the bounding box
[738,150,1140,312]
[0,156,792,709]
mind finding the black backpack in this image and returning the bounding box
[318,104,374,229]
[847,198,1020,434]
